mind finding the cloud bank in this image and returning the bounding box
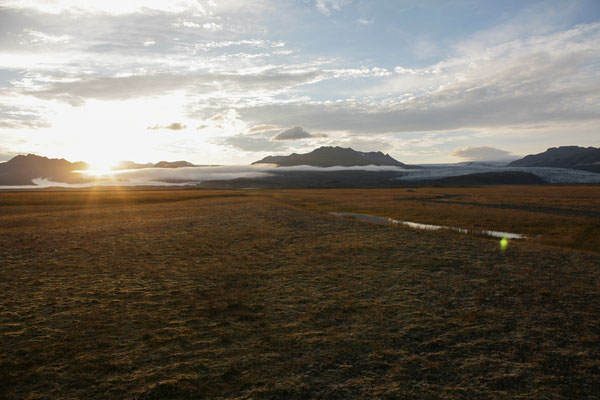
[4,163,600,189]
[450,146,519,161]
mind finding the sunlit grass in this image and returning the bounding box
[0,188,598,399]
[270,186,600,252]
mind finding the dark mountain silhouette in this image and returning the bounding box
[112,160,196,170]
[508,146,600,173]
[0,155,200,186]
[0,154,90,185]
[112,161,154,170]
[153,161,195,168]
[252,146,415,168]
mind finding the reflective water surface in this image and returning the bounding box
[329,212,526,239]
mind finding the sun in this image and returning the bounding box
[83,158,120,177]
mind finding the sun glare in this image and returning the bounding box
[83,159,120,177]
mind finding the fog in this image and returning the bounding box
[2,164,599,189]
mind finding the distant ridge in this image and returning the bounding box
[0,154,89,186]
[508,146,600,173]
[252,146,414,168]
[113,160,196,170]
[153,161,196,168]
[0,155,199,186]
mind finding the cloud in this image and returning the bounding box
[2,164,416,189]
[172,20,201,28]
[0,0,275,25]
[1,0,213,15]
[108,165,272,182]
[248,124,279,133]
[450,146,519,161]
[1,0,599,166]
[223,125,329,153]
[453,1,582,56]
[316,0,349,16]
[0,104,52,129]
[272,126,326,141]
[5,162,600,189]
[324,67,392,78]
[21,29,70,45]
[223,134,287,152]
[148,122,187,131]
[238,22,600,134]
[24,69,324,105]
[202,22,223,31]
[0,120,51,129]
[97,165,408,182]
[195,40,285,51]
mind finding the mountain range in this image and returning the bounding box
[252,146,415,168]
[0,154,90,186]
[1,145,598,187]
[0,155,197,186]
[112,160,196,170]
[508,146,600,173]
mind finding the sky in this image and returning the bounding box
[0,0,599,168]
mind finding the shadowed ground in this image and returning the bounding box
[1,189,599,399]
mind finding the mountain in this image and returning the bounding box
[252,146,414,168]
[0,154,201,186]
[112,160,196,170]
[0,154,90,186]
[153,161,196,168]
[508,146,600,173]
[112,161,153,170]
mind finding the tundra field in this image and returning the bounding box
[1,186,599,399]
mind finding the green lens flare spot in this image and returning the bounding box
[500,237,508,251]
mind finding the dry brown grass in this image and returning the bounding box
[1,188,599,399]
[271,186,600,252]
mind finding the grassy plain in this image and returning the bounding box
[1,187,599,399]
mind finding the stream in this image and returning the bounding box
[329,212,526,239]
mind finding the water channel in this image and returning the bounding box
[329,212,526,240]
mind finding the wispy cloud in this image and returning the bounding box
[22,69,324,106]
[223,134,287,152]
[195,39,285,51]
[248,124,279,133]
[21,29,71,45]
[0,102,52,129]
[315,0,349,16]
[147,122,187,131]
[238,22,600,135]
[0,0,246,15]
